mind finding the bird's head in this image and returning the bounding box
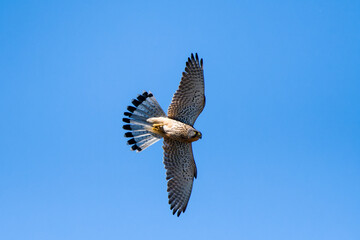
[188,129,202,142]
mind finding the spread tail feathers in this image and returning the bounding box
[122,91,166,152]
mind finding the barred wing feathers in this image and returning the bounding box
[167,53,205,126]
[163,138,197,217]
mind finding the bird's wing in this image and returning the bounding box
[163,138,197,217]
[167,53,205,126]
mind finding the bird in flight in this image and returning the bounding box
[122,53,205,216]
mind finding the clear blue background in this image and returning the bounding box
[1,1,359,239]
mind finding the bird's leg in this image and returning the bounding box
[152,123,164,133]
[146,117,166,136]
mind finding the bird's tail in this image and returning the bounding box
[123,91,166,152]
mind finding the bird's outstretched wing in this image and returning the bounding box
[167,53,205,126]
[163,138,197,217]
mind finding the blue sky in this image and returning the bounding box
[1,0,359,239]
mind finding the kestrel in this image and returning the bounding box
[122,53,205,216]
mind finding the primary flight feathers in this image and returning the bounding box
[123,53,205,216]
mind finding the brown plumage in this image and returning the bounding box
[123,53,205,216]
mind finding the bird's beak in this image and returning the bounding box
[199,133,202,139]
